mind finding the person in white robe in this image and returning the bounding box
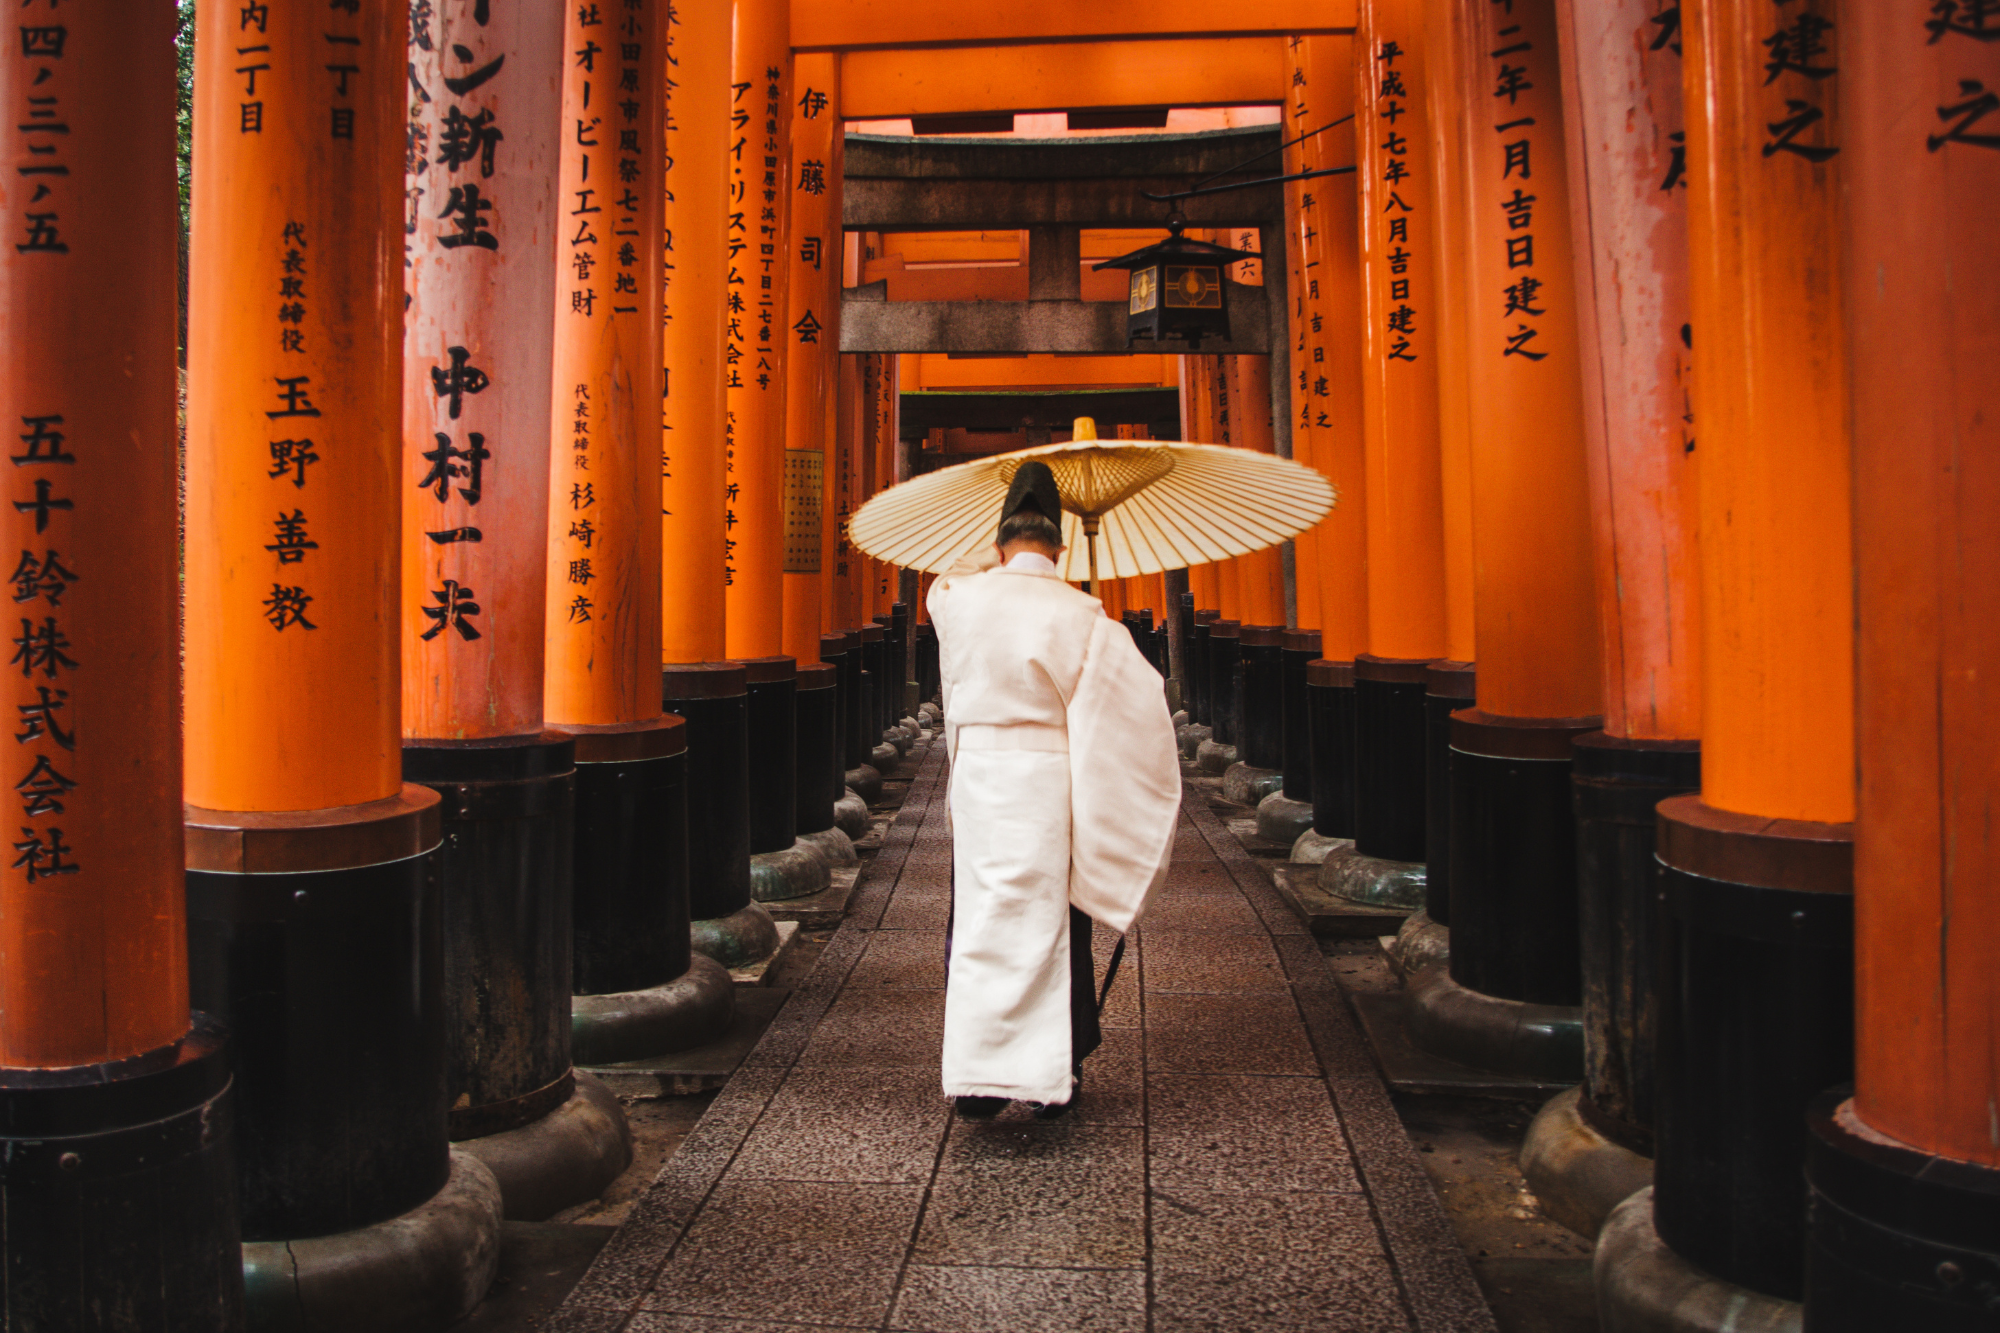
[926,461,1182,1118]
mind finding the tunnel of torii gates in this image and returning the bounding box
[0,0,1990,1330]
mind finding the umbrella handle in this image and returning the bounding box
[1083,516,1100,592]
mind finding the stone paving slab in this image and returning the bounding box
[542,741,1498,1333]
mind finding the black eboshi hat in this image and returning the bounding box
[998,460,1063,539]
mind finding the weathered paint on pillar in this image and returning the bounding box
[1555,0,1700,741]
[1298,36,1369,663]
[545,0,666,728]
[0,2,187,1067]
[1357,0,1449,664]
[722,0,791,660]
[185,0,407,812]
[661,0,732,665]
[1683,0,1848,820]
[404,0,563,741]
[1457,0,1600,722]
[1844,2,1995,1164]
[781,53,837,664]
[870,350,898,611]
[1421,0,1477,665]
[1281,37,1324,633]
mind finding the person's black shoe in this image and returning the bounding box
[954,1095,1007,1119]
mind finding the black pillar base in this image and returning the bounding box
[1255,790,1316,847]
[1573,732,1700,1155]
[1354,656,1432,863]
[1422,662,1475,926]
[740,657,797,857]
[1446,709,1598,1006]
[187,791,449,1241]
[662,663,765,961]
[1221,761,1283,807]
[562,718,733,1067]
[1806,1091,2000,1332]
[1520,1084,1654,1239]
[0,1017,245,1331]
[804,655,844,837]
[1238,626,1286,771]
[1280,630,1320,804]
[1206,620,1242,749]
[1307,660,1358,841]
[402,736,577,1143]
[1653,795,1854,1302]
[565,720,690,998]
[1188,613,1217,728]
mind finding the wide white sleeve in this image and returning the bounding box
[1065,613,1181,934]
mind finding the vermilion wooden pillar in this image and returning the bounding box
[1281,37,1324,640]
[781,52,851,867]
[656,0,770,970]
[182,0,500,1323]
[1330,0,1451,917]
[1291,36,1369,853]
[0,7,244,1326]
[1606,0,1855,1313]
[722,0,831,909]
[402,0,634,1223]
[1804,8,2000,1328]
[1407,0,1602,1084]
[722,0,791,662]
[1521,0,1702,1230]
[662,0,731,667]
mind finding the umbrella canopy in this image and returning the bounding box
[847,418,1336,584]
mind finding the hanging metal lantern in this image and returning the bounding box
[1092,218,1249,350]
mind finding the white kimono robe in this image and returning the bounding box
[927,552,1182,1103]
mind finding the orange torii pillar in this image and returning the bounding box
[1322,0,1454,921]
[831,353,875,803]
[1291,36,1372,866]
[782,52,854,870]
[0,8,244,1327]
[1598,0,1855,1318]
[403,0,636,1224]
[658,0,771,971]
[1405,0,1603,1084]
[1408,0,1479,964]
[723,0,831,912]
[1186,353,1247,775]
[1807,12,2000,1325]
[1518,0,1701,1237]
[1218,337,1293,811]
[871,358,914,742]
[181,1,496,1323]
[1271,47,1326,846]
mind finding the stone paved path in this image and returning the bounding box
[544,742,1497,1333]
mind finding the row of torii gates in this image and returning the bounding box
[1,1,1994,1331]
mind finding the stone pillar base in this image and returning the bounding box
[846,764,883,804]
[870,741,901,770]
[750,840,832,902]
[833,788,870,837]
[1196,738,1238,775]
[1221,761,1284,806]
[242,1149,502,1333]
[1596,1188,1802,1333]
[1385,911,1450,978]
[1521,1085,1653,1238]
[1179,722,1212,760]
[1405,963,1583,1082]
[690,901,781,970]
[1290,828,1353,865]
[571,955,736,1066]
[1319,843,1427,910]
[452,1072,631,1222]
[1256,791,1315,846]
[799,824,859,867]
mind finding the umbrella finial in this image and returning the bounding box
[1072,416,1098,441]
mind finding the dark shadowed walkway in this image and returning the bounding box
[543,741,1497,1333]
